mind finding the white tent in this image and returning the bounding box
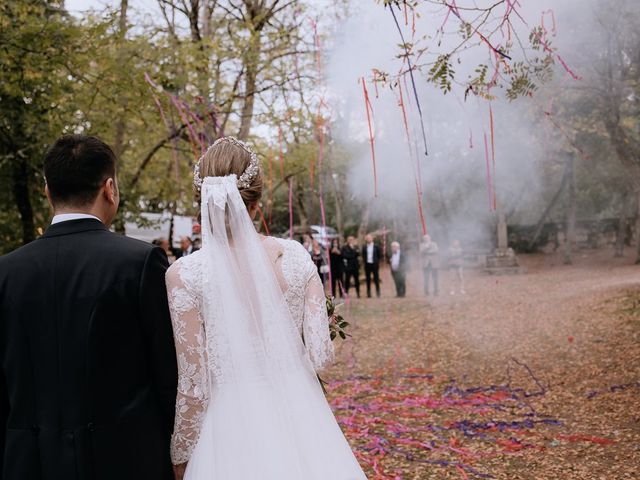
[124,213,197,247]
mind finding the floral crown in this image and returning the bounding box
[193,136,260,192]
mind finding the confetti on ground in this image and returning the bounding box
[325,251,640,479]
[328,362,618,479]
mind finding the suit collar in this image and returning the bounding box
[40,218,109,239]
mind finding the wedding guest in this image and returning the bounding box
[341,236,361,298]
[176,235,197,258]
[329,238,344,298]
[361,234,381,298]
[419,234,440,296]
[389,241,407,298]
[448,239,466,295]
[153,237,176,264]
[302,234,313,253]
[311,239,328,286]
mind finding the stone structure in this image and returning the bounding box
[486,212,527,275]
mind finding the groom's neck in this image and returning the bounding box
[53,205,108,226]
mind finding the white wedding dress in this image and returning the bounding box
[165,175,366,479]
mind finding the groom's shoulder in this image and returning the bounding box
[0,231,156,271]
[0,240,50,283]
[104,231,156,254]
[97,232,167,267]
[0,241,41,271]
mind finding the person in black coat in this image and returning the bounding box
[341,236,361,298]
[329,239,344,298]
[174,235,198,259]
[361,234,382,298]
[389,241,408,297]
[0,135,178,480]
[310,239,328,286]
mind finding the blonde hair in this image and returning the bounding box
[194,140,263,209]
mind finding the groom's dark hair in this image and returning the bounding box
[44,134,117,207]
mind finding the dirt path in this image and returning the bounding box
[325,250,640,479]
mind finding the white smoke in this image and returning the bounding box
[325,0,588,249]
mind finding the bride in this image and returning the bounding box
[165,137,367,480]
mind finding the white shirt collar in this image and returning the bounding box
[51,213,102,225]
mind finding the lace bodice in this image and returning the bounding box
[165,237,334,465]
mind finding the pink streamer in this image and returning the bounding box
[288,178,294,240]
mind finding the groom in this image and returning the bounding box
[0,135,178,479]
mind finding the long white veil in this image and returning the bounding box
[199,175,312,379]
[185,175,344,479]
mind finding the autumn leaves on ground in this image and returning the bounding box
[325,251,640,480]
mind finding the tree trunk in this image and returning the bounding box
[12,158,35,244]
[237,30,261,140]
[615,190,629,257]
[563,156,576,265]
[330,173,344,236]
[113,0,129,158]
[201,0,214,38]
[187,0,202,44]
[528,162,571,251]
[295,177,308,230]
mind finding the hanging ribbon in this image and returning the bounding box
[278,125,285,178]
[361,77,378,197]
[389,4,429,156]
[267,150,274,226]
[288,177,294,240]
[398,81,427,235]
[489,104,497,210]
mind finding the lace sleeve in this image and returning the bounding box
[166,262,209,465]
[302,266,335,371]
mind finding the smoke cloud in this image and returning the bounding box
[326,0,591,250]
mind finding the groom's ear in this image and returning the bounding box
[103,177,119,206]
[44,184,55,210]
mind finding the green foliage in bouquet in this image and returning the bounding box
[326,295,350,341]
[313,296,351,396]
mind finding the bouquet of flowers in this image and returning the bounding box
[326,295,350,341]
[316,296,350,394]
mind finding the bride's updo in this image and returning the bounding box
[194,139,263,209]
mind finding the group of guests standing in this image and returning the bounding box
[303,234,382,299]
[151,235,199,264]
[418,235,465,296]
[302,233,466,299]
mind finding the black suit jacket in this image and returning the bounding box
[361,243,382,266]
[340,245,360,271]
[173,246,199,260]
[0,219,178,480]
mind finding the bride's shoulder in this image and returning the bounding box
[267,237,310,259]
[266,237,316,282]
[166,250,203,287]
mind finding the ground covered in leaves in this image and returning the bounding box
[324,250,640,479]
